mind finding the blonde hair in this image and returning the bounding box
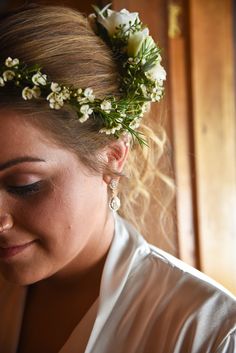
[0,4,175,247]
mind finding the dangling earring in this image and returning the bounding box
[109,179,121,212]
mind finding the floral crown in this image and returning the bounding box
[0,5,166,145]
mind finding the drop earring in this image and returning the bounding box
[109,179,121,212]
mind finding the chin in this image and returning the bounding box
[0,265,45,286]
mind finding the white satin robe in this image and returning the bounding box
[0,213,235,353]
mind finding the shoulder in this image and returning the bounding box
[119,215,235,305]
[115,215,236,352]
[148,243,235,302]
[142,246,236,352]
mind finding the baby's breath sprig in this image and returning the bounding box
[0,5,166,146]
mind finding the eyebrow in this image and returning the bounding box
[0,156,46,172]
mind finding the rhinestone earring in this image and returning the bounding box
[109,179,121,212]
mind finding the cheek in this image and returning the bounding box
[14,190,72,231]
[3,195,87,285]
[2,177,107,285]
[13,176,106,251]
[14,192,84,249]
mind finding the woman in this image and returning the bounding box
[0,4,235,353]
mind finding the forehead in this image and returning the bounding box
[0,109,68,163]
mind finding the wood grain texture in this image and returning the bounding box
[189,0,236,293]
[168,26,197,266]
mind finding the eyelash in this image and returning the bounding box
[7,181,43,197]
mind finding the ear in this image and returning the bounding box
[102,135,130,184]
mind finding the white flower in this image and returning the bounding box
[84,87,95,102]
[141,102,151,114]
[79,115,90,123]
[127,28,149,57]
[77,96,87,103]
[80,104,93,115]
[113,124,122,132]
[3,70,15,81]
[146,63,166,82]
[97,8,139,36]
[150,89,163,102]
[100,100,112,113]
[32,86,41,99]
[49,101,63,110]
[58,92,68,101]
[47,92,63,104]
[99,128,112,135]
[129,117,142,129]
[47,92,55,103]
[99,124,122,135]
[32,72,47,86]
[50,82,61,93]
[47,92,64,109]
[62,87,71,99]
[5,57,19,68]
[140,83,148,98]
[22,87,33,100]
[0,77,5,87]
[79,104,93,122]
[59,88,70,100]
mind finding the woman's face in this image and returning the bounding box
[0,110,112,285]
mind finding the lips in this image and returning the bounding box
[0,240,35,259]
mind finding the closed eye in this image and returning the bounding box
[7,181,43,197]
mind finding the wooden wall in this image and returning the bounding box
[1,0,236,293]
[189,0,236,293]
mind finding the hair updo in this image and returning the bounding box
[0,4,175,247]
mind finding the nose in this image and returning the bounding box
[0,213,14,232]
